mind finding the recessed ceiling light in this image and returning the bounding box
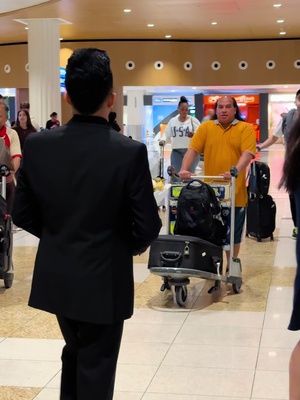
[273,4,281,7]
[284,85,289,88]
[279,31,286,35]
[25,26,28,30]
[277,19,284,23]
[165,35,171,38]
[123,9,131,13]
[211,21,217,25]
[59,37,63,41]
[147,24,154,27]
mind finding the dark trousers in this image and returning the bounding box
[56,316,124,400]
[290,193,297,227]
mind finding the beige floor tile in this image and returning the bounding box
[0,387,41,400]
[0,359,61,387]
[114,364,158,392]
[143,396,250,400]
[252,370,288,399]
[162,343,258,369]
[257,347,292,371]
[11,312,62,339]
[118,341,170,365]
[260,328,299,349]
[147,365,255,397]
[174,324,261,347]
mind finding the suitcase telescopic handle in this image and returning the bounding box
[160,251,182,267]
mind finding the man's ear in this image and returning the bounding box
[107,92,116,109]
[63,92,72,106]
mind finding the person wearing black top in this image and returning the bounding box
[14,109,37,151]
[46,112,60,130]
[12,48,161,400]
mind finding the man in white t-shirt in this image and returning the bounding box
[257,89,300,239]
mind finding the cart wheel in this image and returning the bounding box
[4,272,14,289]
[175,285,187,306]
[232,278,242,294]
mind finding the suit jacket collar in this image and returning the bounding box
[70,115,108,125]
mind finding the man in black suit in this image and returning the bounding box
[12,48,162,400]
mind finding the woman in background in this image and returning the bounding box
[159,96,200,182]
[279,116,300,400]
[14,109,37,151]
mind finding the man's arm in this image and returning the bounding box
[257,135,279,151]
[129,144,162,254]
[221,151,254,180]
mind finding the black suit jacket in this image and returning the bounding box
[12,115,162,324]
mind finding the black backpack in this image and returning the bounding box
[174,180,226,246]
[248,161,270,196]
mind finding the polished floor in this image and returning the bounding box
[0,144,298,399]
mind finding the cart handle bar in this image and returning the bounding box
[190,175,231,180]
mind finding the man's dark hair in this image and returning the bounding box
[296,89,300,98]
[213,96,244,121]
[65,48,113,115]
[20,101,30,110]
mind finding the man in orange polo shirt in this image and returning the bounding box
[179,96,256,268]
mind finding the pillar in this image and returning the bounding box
[126,90,146,142]
[27,19,62,129]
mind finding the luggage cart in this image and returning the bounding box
[0,165,14,289]
[148,166,242,306]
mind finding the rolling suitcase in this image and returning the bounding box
[246,160,275,241]
[246,194,276,241]
[148,234,223,275]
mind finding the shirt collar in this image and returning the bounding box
[214,118,239,126]
[69,115,109,126]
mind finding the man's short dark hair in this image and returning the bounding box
[65,48,113,115]
[296,89,300,98]
[20,101,30,110]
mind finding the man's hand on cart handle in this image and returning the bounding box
[178,169,192,180]
[219,172,232,180]
[220,166,238,180]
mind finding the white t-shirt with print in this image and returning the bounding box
[161,115,200,149]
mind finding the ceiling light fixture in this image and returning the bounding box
[147,24,154,27]
[165,35,171,38]
[25,26,28,30]
[279,31,286,35]
[273,4,281,7]
[123,9,131,13]
[211,21,217,25]
[277,19,284,23]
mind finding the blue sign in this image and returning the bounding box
[60,67,66,93]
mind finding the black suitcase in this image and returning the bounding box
[148,234,223,274]
[246,194,276,241]
[248,161,270,196]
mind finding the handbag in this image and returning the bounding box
[0,139,14,172]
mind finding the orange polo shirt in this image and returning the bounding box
[190,119,256,207]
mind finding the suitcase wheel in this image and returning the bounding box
[232,278,242,294]
[175,285,187,307]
